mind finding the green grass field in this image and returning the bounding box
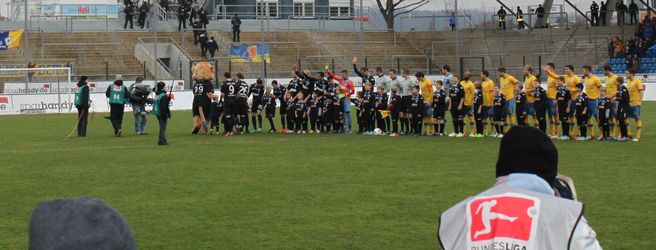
[1,103,655,249]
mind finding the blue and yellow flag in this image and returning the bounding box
[229,43,270,63]
[0,29,24,50]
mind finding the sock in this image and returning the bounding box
[258,115,263,129]
[610,119,616,137]
[555,121,561,136]
[281,116,286,129]
[636,120,642,139]
[440,122,446,134]
[192,127,200,134]
[580,125,587,138]
[268,117,275,131]
[469,116,475,134]
[452,120,459,133]
[459,120,465,133]
[225,115,233,132]
[252,116,257,129]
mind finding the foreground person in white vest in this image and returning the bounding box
[438,126,602,250]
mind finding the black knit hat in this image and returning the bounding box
[29,197,136,250]
[496,126,558,185]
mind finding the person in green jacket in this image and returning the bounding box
[105,75,129,137]
[74,76,90,137]
[152,82,172,145]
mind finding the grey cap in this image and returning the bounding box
[29,197,137,250]
[115,74,123,81]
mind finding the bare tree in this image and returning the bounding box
[375,0,430,30]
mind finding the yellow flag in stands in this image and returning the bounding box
[0,29,24,50]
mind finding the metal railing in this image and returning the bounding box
[397,14,474,32]
[491,12,570,31]
[391,55,431,74]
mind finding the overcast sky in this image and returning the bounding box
[365,0,594,12]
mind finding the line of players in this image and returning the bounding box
[201,62,645,140]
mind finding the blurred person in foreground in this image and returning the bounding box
[438,126,602,250]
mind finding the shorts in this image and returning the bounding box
[192,100,211,118]
[505,99,515,115]
[587,99,599,117]
[609,102,618,118]
[236,98,248,115]
[629,105,641,119]
[433,108,446,120]
[481,106,493,119]
[265,107,276,118]
[423,104,433,118]
[251,101,262,113]
[568,102,576,117]
[463,105,473,116]
[525,103,535,116]
[280,99,287,115]
[400,96,412,113]
[547,98,557,117]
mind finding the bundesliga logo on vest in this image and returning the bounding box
[466,193,540,250]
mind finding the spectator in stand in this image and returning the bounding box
[231,14,241,42]
[199,31,208,57]
[137,2,149,29]
[160,0,169,13]
[497,6,507,30]
[177,4,187,32]
[189,6,197,26]
[192,18,202,45]
[629,0,639,25]
[617,1,628,26]
[123,3,134,29]
[614,37,625,58]
[600,1,607,26]
[608,37,616,58]
[199,7,209,29]
[449,13,456,31]
[516,6,525,29]
[536,4,545,28]
[207,36,218,59]
[591,1,599,27]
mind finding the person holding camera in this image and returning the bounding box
[129,77,150,135]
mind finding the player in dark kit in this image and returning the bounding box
[374,85,389,133]
[492,88,506,136]
[307,91,323,133]
[473,82,484,137]
[192,74,214,135]
[262,87,277,133]
[208,98,224,135]
[249,79,265,132]
[515,85,527,126]
[220,72,238,136]
[409,85,424,136]
[597,88,611,140]
[361,82,376,134]
[533,82,548,132]
[556,76,573,140]
[284,92,296,132]
[449,79,465,137]
[322,90,334,132]
[432,81,448,136]
[235,73,250,134]
[271,80,286,131]
[389,88,401,136]
[294,92,308,133]
[615,77,631,141]
[574,83,589,140]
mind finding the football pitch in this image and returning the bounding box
[1,103,655,249]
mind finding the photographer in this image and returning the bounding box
[129,77,150,135]
[438,126,602,250]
